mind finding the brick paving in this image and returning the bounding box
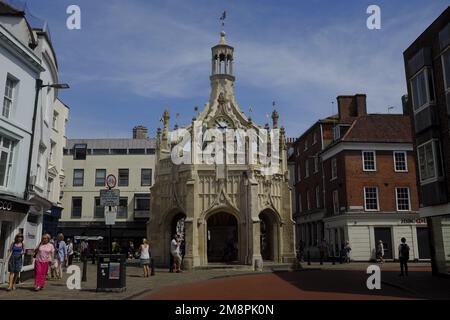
[0,262,254,300]
[0,261,448,300]
[145,262,450,300]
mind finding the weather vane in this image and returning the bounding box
[220,11,227,28]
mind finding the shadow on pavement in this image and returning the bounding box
[273,269,449,299]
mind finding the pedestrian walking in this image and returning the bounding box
[128,240,135,260]
[67,238,74,266]
[112,239,120,254]
[139,238,151,277]
[171,234,183,273]
[56,233,68,279]
[298,240,305,262]
[318,239,328,265]
[398,237,410,277]
[376,240,385,264]
[344,241,352,263]
[33,233,55,291]
[5,233,24,291]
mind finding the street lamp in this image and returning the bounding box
[25,79,70,200]
[42,83,70,89]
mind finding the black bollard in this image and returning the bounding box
[169,253,174,273]
[307,251,311,265]
[151,258,155,276]
[81,254,87,282]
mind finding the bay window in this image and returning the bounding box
[417,140,443,183]
[410,67,435,112]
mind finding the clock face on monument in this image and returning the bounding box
[215,117,232,132]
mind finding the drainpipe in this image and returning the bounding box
[25,79,43,201]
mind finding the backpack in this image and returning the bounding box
[400,243,410,259]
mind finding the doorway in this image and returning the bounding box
[0,221,12,284]
[259,211,278,261]
[207,212,238,263]
[374,227,393,260]
[417,227,431,260]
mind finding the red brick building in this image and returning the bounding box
[290,94,430,261]
[288,116,337,258]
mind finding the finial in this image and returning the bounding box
[272,109,279,129]
[219,31,226,44]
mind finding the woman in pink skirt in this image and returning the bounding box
[33,234,55,291]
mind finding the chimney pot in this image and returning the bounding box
[133,125,148,139]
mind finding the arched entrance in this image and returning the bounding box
[207,212,238,263]
[259,210,279,261]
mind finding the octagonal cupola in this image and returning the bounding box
[211,31,235,81]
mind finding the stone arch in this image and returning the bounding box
[162,208,186,267]
[200,205,242,265]
[206,211,239,263]
[259,208,281,261]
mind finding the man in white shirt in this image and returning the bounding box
[171,234,182,273]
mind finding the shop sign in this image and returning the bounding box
[400,218,427,224]
[0,201,13,211]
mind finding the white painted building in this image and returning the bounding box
[0,2,68,282]
[0,2,42,283]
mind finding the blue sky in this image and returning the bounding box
[14,0,450,139]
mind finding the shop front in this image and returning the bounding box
[324,213,428,261]
[58,221,146,254]
[0,195,31,284]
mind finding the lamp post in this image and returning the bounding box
[25,79,70,200]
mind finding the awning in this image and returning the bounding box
[0,194,33,214]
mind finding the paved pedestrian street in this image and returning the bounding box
[0,262,449,300]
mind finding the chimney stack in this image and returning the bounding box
[133,125,148,139]
[337,94,367,122]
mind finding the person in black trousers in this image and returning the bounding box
[398,237,410,277]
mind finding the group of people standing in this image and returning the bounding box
[297,239,352,264]
[5,232,74,292]
[377,237,411,277]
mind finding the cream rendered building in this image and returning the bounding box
[59,127,156,247]
[44,98,69,235]
[148,32,295,270]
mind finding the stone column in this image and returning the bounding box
[427,216,447,276]
[249,178,263,270]
[182,179,198,270]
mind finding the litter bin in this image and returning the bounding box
[96,254,126,292]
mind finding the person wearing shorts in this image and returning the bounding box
[170,234,182,273]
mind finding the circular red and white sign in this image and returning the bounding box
[106,174,117,189]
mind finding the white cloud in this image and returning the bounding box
[57,0,448,138]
